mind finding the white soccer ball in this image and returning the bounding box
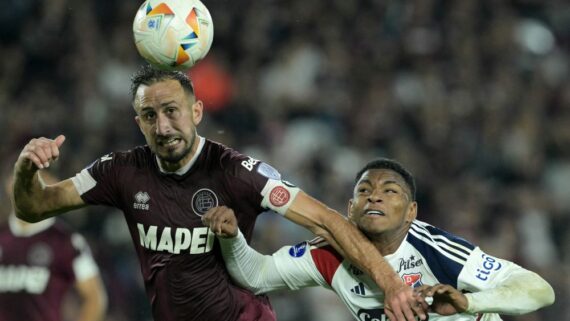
[133,0,214,71]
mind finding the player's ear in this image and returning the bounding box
[135,115,143,132]
[347,199,354,220]
[192,100,203,125]
[405,201,417,223]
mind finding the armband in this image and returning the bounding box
[260,179,301,215]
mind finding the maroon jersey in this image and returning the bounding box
[0,217,99,321]
[71,137,279,321]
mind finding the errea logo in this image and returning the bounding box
[134,191,150,210]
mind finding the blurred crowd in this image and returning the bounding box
[1,0,569,320]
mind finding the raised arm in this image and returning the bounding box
[13,135,85,222]
[284,191,425,321]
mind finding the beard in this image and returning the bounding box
[153,129,197,166]
[157,143,193,163]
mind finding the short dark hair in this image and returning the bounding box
[354,158,416,201]
[130,64,195,102]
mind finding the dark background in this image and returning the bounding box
[1,0,568,320]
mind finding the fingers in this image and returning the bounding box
[385,307,396,321]
[424,284,450,297]
[386,286,427,321]
[201,206,238,237]
[19,136,66,170]
[54,135,66,147]
[413,291,431,312]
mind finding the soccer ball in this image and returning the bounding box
[133,0,214,71]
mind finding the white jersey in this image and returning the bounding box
[271,220,521,321]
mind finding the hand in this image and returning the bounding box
[414,284,468,315]
[15,135,66,172]
[384,280,428,321]
[201,206,238,238]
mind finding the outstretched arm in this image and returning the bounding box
[203,207,321,294]
[415,268,554,315]
[285,192,425,321]
[465,269,554,315]
[13,135,85,222]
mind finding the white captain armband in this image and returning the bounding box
[260,179,301,215]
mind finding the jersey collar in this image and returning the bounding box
[156,135,206,175]
[8,213,56,237]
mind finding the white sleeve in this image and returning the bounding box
[458,247,555,315]
[218,230,323,295]
[71,233,100,282]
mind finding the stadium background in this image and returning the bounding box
[1,0,569,320]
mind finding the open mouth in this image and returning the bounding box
[158,137,181,147]
[365,210,385,216]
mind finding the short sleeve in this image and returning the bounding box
[220,151,299,214]
[71,153,121,207]
[70,233,100,282]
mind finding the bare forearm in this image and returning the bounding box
[12,165,46,222]
[320,210,401,289]
[285,192,400,290]
[77,278,108,321]
[78,300,106,321]
[13,164,84,222]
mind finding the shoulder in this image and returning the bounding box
[205,140,256,171]
[204,139,281,181]
[307,241,344,285]
[408,220,475,253]
[406,220,476,286]
[89,145,152,169]
[81,146,153,184]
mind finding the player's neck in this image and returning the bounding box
[369,227,408,256]
[157,135,203,174]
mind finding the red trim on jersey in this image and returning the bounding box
[310,245,344,286]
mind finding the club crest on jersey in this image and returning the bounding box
[289,241,308,257]
[192,188,219,216]
[133,191,150,210]
[402,272,423,288]
[270,186,290,207]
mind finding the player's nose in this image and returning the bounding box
[367,190,383,203]
[155,113,172,135]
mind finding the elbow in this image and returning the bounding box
[538,281,555,308]
[14,207,44,223]
[525,276,555,311]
